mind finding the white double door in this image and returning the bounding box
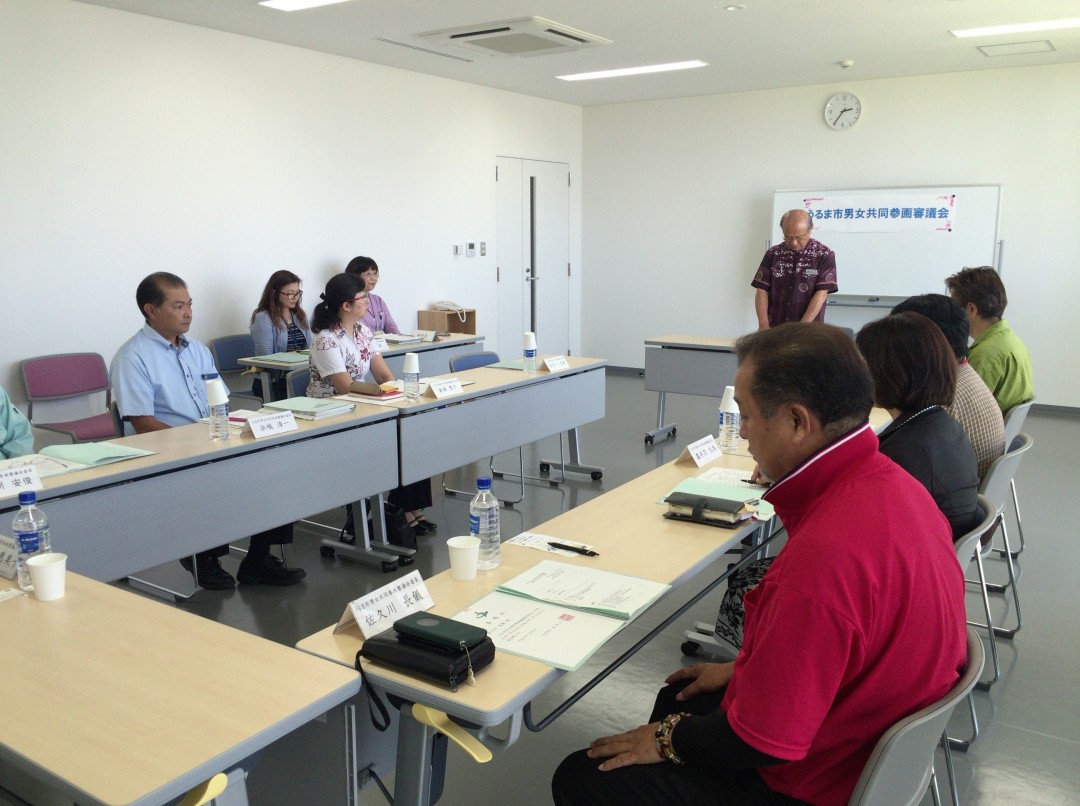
[496,157,570,359]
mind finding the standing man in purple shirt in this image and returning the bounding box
[752,209,838,329]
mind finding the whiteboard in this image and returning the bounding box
[771,185,1001,305]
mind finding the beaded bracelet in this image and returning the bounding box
[655,712,691,765]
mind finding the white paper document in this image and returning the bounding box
[497,560,669,620]
[454,591,627,671]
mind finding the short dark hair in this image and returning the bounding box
[856,312,956,411]
[735,323,873,437]
[311,273,367,332]
[136,272,186,321]
[891,293,969,361]
[945,266,1007,319]
[345,256,378,275]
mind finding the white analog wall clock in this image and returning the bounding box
[825,92,862,130]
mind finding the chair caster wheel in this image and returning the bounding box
[681,641,700,657]
[539,463,551,473]
[644,435,654,445]
[381,560,398,573]
[669,427,677,438]
[591,471,603,481]
[398,555,415,566]
[320,546,335,558]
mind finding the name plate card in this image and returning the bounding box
[0,534,17,580]
[424,377,464,399]
[0,466,43,501]
[543,355,569,372]
[371,337,390,353]
[335,569,435,638]
[245,410,299,439]
[675,435,722,467]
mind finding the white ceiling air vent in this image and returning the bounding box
[417,17,612,58]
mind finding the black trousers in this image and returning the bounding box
[196,523,294,561]
[551,682,807,806]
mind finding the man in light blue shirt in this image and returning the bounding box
[111,272,305,589]
[0,385,34,459]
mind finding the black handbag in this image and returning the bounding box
[355,616,496,731]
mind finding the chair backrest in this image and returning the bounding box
[1002,397,1034,451]
[979,432,1033,514]
[847,627,984,806]
[285,368,310,399]
[209,334,257,373]
[953,494,997,567]
[21,353,110,404]
[449,351,500,373]
[109,400,124,437]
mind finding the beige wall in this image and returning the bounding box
[582,63,1080,407]
[1,0,583,402]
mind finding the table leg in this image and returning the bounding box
[644,391,676,444]
[540,428,604,481]
[394,708,440,806]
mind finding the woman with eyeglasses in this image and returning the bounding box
[308,273,437,537]
[250,270,313,400]
[345,255,400,335]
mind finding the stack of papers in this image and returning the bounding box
[251,352,307,365]
[454,560,669,671]
[382,333,423,345]
[0,443,156,478]
[264,396,355,420]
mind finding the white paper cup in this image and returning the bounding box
[719,385,738,413]
[446,536,480,581]
[205,376,230,406]
[523,331,537,351]
[403,352,420,375]
[27,552,68,601]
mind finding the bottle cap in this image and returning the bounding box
[476,476,492,490]
[403,352,420,375]
[18,491,37,506]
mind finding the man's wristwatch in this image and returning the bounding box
[655,712,690,765]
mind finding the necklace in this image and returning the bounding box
[890,405,940,434]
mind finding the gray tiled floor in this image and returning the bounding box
[21,369,1078,805]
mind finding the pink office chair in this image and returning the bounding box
[20,353,119,442]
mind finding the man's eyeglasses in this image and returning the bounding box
[279,289,303,299]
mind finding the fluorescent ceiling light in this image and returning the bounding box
[557,60,707,81]
[951,17,1080,38]
[259,0,355,11]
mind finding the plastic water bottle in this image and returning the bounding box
[523,331,538,373]
[204,373,230,441]
[13,491,51,592]
[719,410,741,453]
[470,477,501,570]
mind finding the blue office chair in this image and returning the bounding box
[209,334,262,409]
[285,368,310,399]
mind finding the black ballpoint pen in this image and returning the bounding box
[548,542,599,557]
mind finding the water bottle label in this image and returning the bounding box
[16,531,41,553]
[524,349,537,359]
[469,514,480,535]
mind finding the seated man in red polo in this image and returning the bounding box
[553,323,966,806]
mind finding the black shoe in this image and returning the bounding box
[416,515,437,533]
[409,518,432,536]
[180,556,236,590]
[237,553,306,586]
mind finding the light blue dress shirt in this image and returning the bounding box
[110,323,217,431]
[0,385,33,459]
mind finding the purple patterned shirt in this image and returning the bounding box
[752,238,838,325]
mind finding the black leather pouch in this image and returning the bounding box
[359,630,495,693]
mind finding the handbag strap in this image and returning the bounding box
[354,650,392,732]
